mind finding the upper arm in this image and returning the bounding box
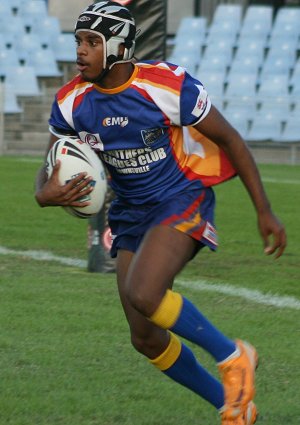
[193,105,243,149]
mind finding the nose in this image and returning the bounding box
[77,42,88,56]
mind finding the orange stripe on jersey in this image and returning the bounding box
[136,63,183,93]
[134,77,180,96]
[56,75,82,101]
[58,82,92,105]
[170,127,236,186]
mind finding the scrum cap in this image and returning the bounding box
[75,1,136,69]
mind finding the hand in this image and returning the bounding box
[35,160,94,208]
[257,210,287,259]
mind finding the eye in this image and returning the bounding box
[90,40,99,47]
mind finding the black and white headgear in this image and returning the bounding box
[75,1,136,70]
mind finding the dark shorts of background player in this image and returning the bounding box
[108,187,218,259]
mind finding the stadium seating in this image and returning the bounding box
[2,83,22,114]
[247,113,282,142]
[5,66,41,97]
[279,116,300,142]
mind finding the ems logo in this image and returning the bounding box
[103,117,129,127]
[141,128,164,146]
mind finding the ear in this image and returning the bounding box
[118,43,125,57]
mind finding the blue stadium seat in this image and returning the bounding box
[256,97,291,123]
[257,74,290,100]
[223,109,250,139]
[19,0,48,19]
[290,58,300,89]
[17,33,45,63]
[197,71,226,100]
[259,55,294,82]
[234,39,266,64]
[242,4,274,26]
[2,82,23,114]
[0,49,20,77]
[269,22,300,46]
[225,96,258,118]
[228,56,262,82]
[212,4,243,25]
[273,6,300,24]
[225,73,257,98]
[279,116,300,142]
[5,65,40,96]
[197,53,230,75]
[172,35,204,58]
[175,17,207,39]
[32,16,62,46]
[247,113,282,142]
[27,49,62,78]
[168,51,199,75]
[55,33,76,62]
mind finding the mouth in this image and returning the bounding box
[76,59,88,72]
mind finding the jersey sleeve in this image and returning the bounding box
[179,71,211,127]
[48,97,77,138]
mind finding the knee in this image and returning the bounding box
[126,285,162,318]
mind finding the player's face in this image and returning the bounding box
[75,31,104,81]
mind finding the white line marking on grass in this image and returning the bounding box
[176,280,300,311]
[0,246,87,268]
[1,245,300,310]
[262,177,300,185]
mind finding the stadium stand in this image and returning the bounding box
[0,1,299,161]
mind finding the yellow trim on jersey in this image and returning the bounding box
[93,65,139,94]
[174,212,202,233]
[150,289,183,329]
[149,332,182,371]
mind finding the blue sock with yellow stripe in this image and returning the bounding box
[150,289,235,362]
[150,332,224,409]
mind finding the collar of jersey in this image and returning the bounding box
[93,65,138,94]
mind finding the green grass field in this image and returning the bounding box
[0,157,299,425]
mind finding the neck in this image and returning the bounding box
[95,62,134,89]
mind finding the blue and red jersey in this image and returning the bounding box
[49,60,235,205]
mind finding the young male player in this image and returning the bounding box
[35,2,287,424]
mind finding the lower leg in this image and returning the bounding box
[149,331,225,410]
[150,289,236,362]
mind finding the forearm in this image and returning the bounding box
[34,164,49,207]
[220,135,271,214]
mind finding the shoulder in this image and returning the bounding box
[134,60,187,93]
[55,74,94,103]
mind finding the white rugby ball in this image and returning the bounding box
[46,137,107,218]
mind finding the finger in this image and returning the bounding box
[274,229,287,259]
[66,172,89,187]
[264,229,287,259]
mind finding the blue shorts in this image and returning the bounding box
[108,188,217,258]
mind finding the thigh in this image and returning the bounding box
[126,225,198,316]
[116,249,170,358]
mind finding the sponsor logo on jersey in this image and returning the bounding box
[102,117,129,127]
[141,128,165,147]
[191,85,208,118]
[78,131,104,152]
